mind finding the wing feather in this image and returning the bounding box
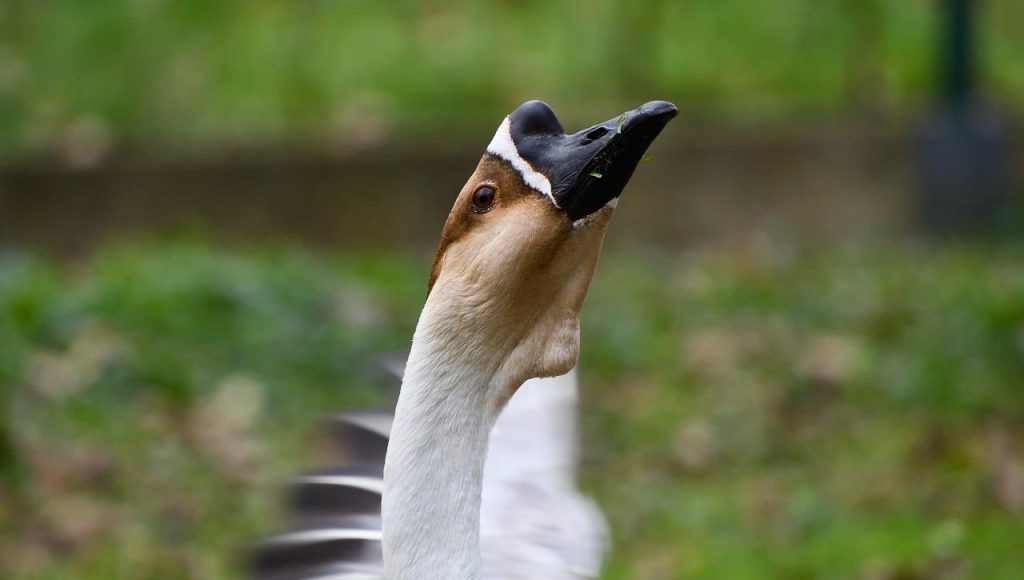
[250,362,607,579]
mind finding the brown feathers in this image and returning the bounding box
[427,154,563,296]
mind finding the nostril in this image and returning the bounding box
[584,127,609,141]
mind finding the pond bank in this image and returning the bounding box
[1,122,1020,257]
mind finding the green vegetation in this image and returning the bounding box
[1,239,1023,578]
[2,1,1023,159]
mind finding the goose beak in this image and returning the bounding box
[556,101,678,222]
[500,100,677,223]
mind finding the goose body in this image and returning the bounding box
[254,370,605,579]
[254,100,676,579]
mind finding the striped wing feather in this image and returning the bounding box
[251,368,606,579]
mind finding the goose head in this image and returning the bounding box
[422,100,677,393]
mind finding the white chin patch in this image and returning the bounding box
[571,196,620,229]
[486,117,559,208]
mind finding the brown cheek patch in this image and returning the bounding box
[427,155,559,295]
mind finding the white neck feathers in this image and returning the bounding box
[382,294,509,579]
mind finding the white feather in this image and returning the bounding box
[486,116,558,206]
[481,370,609,579]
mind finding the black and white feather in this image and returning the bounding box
[251,364,607,580]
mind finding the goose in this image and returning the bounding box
[253,99,677,579]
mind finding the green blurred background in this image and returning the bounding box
[1,1,1024,578]
[1,0,1023,158]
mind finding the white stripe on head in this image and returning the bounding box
[486,116,559,207]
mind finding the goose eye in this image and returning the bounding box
[472,185,496,212]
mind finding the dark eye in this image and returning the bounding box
[472,185,496,212]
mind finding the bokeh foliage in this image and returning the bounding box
[1,240,1023,578]
[1,0,1023,158]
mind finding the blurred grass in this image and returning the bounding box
[1,238,1024,578]
[1,1,1023,159]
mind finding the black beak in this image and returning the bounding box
[501,100,678,222]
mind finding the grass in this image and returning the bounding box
[1,238,1024,578]
[1,1,1023,159]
